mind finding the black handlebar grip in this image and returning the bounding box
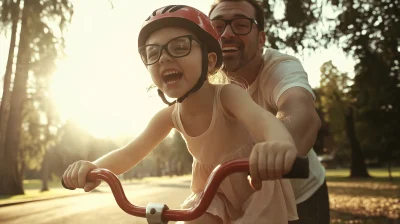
[282,156,309,179]
[247,157,309,179]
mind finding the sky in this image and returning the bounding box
[0,0,355,139]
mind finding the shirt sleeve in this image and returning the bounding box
[259,59,316,110]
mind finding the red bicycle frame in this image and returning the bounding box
[62,158,308,224]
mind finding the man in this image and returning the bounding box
[209,0,330,223]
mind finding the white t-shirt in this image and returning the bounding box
[248,49,325,204]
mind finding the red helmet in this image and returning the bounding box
[138,5,222,70]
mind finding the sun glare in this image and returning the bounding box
[50,0,167,138]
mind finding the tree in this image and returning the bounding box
[167,130,192,175]
[261,0,399,174]
[319,61,370,177]
[122,130,192,179]
[1,0,33,194]
[0,0,73,195]
[261,0,328,52]
[0,0,21,161]
[331,0,400,175]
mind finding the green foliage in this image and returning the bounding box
[331,0,400,164]
[317,61,352,160]
[123,130,192,179]
[263,0,400,165]
[262,0,330,52]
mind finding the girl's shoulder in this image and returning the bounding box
[217,84,252,117]
[151,104,176,129]
[219,83,250,101]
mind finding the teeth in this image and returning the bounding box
[163,70,180,76]
[222,46,238,51]
[162,70,182,85]
[166,80,179,84]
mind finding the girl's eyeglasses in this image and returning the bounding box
[139,35,201,65]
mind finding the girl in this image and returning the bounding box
[63,5,299,223]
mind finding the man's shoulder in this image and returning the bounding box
[262,48,301,64]
[260,49,304,77]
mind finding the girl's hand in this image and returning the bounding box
[248,141,297,190]
[62,161,101,192]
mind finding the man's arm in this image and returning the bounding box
[276,87,321,156]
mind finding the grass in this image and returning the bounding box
[22,179,64,190]
[326,167,400,178]
[325,168,400,185]
[0,188,83,206]
[325,167,400,222]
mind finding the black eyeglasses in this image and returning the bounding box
[138,35,201,65]
[211,17,259,35]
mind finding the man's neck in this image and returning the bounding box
[226,56,263,88]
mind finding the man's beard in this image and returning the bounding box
[221,38,258,73]
[222,52,244,73]
[222,49,258,73]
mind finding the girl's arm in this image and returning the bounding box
[93,105,175,175]
[63,105,175,191]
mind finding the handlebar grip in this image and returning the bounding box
[247,157,309,179]
[282,156,309,178]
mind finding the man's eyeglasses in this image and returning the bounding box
[211,17,259,35]
[139,35,201,65]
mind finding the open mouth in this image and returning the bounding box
[162,71,183,85]
[222,46,239,53]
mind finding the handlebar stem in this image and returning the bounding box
[146,203,169,224]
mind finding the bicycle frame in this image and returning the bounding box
[62,157,308,224]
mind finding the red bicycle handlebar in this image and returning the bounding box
[62,157,308,222]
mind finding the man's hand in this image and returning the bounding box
[248,141,297,190]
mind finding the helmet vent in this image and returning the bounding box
[167,5,185,13]
[145,5,186,21]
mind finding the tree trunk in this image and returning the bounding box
[345,107,370,178]
[0,0,31,195]
[0,0,21,162]
[156,158,162,177]
[41,151,49,192]
[388,163,393,182]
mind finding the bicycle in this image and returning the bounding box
[62,157,309,224]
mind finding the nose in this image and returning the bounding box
[220,24,235,39]
[158,48,172,64]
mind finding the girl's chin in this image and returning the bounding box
[162,87,188,99]
[162,91,181,100]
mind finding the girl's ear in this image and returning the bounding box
[207,52,218,73]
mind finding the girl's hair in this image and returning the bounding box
[209,69,248,90]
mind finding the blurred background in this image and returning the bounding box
[0,0,399,223]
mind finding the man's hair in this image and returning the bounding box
[209,0,264,30]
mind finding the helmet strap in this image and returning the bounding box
[157,89,175,106]
[157,45,209,106]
